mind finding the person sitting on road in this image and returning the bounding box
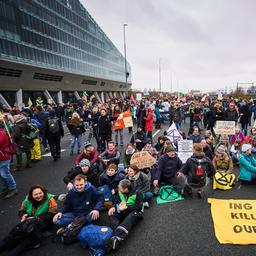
[105,179,144,252]
[181,143,215,198]
[75,142,99,172]
[212,145,235,190]
[130,126,147,151]
[142,138,158,159]
[99,164,125,209]
[0,184,57,256]
[244,127,256,153]
[153,135,165,153]
[126,164,153,207]
[63,159,98,189]
[152,145,185,196]
[239,144,256,184]
[98,141,121,169]
[124,143,137,167]
[53,174,104,234]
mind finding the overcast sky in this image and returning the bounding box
[82,0,256,93]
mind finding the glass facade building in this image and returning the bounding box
[0,0,131,84]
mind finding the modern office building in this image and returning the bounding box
[0,0,131,108]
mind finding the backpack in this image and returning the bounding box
[189,158,208,188]
[1,130,17,156]
[61,215,86,244]
[78,224,113,250]
[213,171,235,190]
[48,118,60,134]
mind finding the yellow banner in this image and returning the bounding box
[208,198,256,244]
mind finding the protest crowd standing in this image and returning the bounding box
[1,92,256,255]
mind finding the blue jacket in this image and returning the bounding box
[62,182,104,216]
[99,171,125,190]
[155,154,183,182]
[239,153,256,181]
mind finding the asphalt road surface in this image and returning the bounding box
[1,121,256,256]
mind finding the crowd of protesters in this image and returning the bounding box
[1,94,256,255]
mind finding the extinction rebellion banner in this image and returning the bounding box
[208,198,256,244]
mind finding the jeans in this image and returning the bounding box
[115,129,123,145]
[70,134,82,153]
[53,212,94,226]
[0,160,16,190]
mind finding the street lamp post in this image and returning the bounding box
[123,24,128,97]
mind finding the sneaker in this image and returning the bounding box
[56,227,66,236]
[31,243,41,249]
[197,189,203,199]
[153,186,159,196]
[143,202,150,208]
[0,188,9,196]
[5,188,18,199]
[45,148,49,152]
[105,237,120,252]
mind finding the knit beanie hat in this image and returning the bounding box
[216,145,226,154]
[79,159,91,167]
[242,144,252,152]
[166,145,175,153]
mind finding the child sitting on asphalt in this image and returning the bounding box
[99,164,125,209]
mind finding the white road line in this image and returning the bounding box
[42,149,66,157]
[153,129,161,138]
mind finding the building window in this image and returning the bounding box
[33,72,63,81]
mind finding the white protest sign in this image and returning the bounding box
[215,121,236,135]
[178,140,193,163]
[166,123,183,143]
[136,93,142,101]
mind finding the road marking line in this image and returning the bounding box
[153,129,161,138]
[42,149,66,157]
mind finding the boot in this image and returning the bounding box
[5,188,18,199]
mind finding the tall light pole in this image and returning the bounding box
[159,58,162,92]
[123,24,128,97]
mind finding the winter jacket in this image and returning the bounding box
[181,154,215,185]
[130,131,147,151]
[127,172,150,193]
[67,120,85,135]
[239,105,250,124]
[239,153,256,181]
[61,183,104,216]
[203,146,214,160]
[0,128,12,161]
[187,134,202,143]
[155,154,183,182]
[63,166,98,186]
[45,117,64,138]
[75,148,99,166]
[224,109,239,122]
[99,149,120,166]
[113,186,143,214]
[13,121,34,151]
[99,171,125,189]
[213,154,233,173]
[144,109,154,131]
[230,132,245,145]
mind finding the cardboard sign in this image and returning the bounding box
[130,151,156,170]
[215,121,235,135]
[208,198,256,244]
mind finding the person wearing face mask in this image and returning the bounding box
[152,145,185,196]
[239,144,256,184]
[0,184,57,255]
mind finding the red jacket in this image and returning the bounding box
[75,147,99,166]
[144,109,154,131]
[0,129,12,161]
